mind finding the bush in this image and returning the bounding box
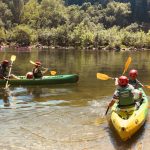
[8,25,37,46]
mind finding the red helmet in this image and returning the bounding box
[118,76,129,87]
[26,72,33,79]
[129,69,138,79]
[35,61,42,67]
[2,60,9,65]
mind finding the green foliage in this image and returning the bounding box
[21,0,40,28]
[38,0,68,28]
[0,0,150,49]
[10,0,24,23]
[37,28,54,46]
[0,28,6,43]
[8,25,37,46]
[103,2,131,27]
[0,1,13,28]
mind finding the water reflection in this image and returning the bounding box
[0,88,10,107]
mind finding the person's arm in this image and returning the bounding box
[136,79,144,88]
[42,68,49,75]
[109,90,119,107]
[108,99,116,107]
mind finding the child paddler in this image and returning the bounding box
[32,61,48,79]
[129,69,144,89]
[109,76,142,111]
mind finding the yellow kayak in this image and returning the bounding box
[110,88,149,141]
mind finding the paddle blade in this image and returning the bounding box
[96,73,112,80]
[30,60,36,65]
[11,55,16,62]
[145,85,150,89]
[122,56,132,75]
[50,71,57,75]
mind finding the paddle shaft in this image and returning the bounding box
[105,106,110,115]
[5,62,13,89]
[122,56,132,75]
[5,55,16,89]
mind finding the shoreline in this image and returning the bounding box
[0,44,149,52]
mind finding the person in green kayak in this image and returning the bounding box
[0,60,19,79]
[128,69,144,89]
[109,76,142,110]
[0,60,9,79]
[32,61,48,79]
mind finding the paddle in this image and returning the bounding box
[29,60,57,75]
[5,55,16,89]
[122,56,132,75]
[105,107,110,115]
[144,85,150,89]
[96,73,114,80]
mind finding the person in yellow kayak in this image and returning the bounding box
[109,76,142,110]
[0,60,19,79]
[128,69,144,89]
[32,61,48,79]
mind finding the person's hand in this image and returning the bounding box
[114,78,118,86]
[108,100,115,107]
[4,77,8,81]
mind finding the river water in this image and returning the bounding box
[0,49,150,150]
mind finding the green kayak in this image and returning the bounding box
[0,74,79,86]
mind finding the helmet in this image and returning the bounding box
[129,69,138,80]
[118,76,129,87]
[35,61,42,67]
[2,60,9,66]
[26,72,33,79]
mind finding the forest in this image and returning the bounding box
[0,0,150,49]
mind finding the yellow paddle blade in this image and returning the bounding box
[96,73,113,80]
[11,55,16,62]
[145,85,150,89]
[122,56,132,75]
[50,71,57,75]
[30,60,36,65]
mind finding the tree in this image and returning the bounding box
[10,0,24,24]
[21,0,40,28]
[0,28,6,43]
[38,0,68,28]
[9,25,37,46]
[0,1,13,28]
[103,2,131,27]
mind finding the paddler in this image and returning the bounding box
[0,60,19,80]
[32,61,48,79]
[128,69,144,89]
[109,76,142,110]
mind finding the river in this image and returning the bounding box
[0,49,150,150]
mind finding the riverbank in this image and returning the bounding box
[0,43,149,52]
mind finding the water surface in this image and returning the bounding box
[0,49,150,150]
